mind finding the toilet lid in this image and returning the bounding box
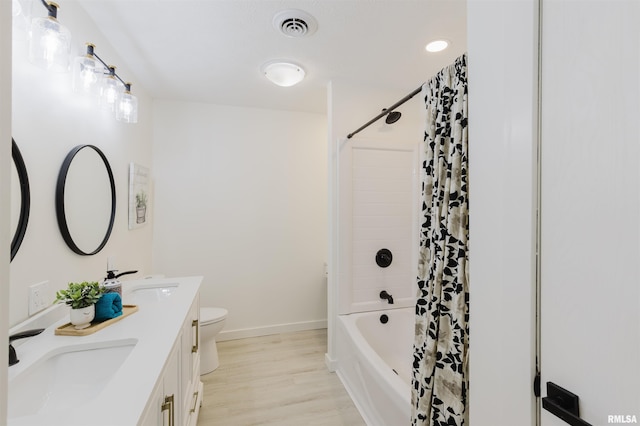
[200,307,228,324]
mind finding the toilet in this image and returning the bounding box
[199,307,228,375]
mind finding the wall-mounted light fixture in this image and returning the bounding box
[71,44,138,122]
[27,1,138,124]
[29,1,71,72]
[261,61,306,87]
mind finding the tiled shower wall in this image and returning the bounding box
[350,146,417,311]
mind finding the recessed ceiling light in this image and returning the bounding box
[425,40,449,53]
[261,61,306,87]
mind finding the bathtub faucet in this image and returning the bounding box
[379,290,394,304]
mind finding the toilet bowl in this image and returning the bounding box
[199,307,228,375]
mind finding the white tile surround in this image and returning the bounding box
[352,148,415,304]
[338,138,419,314]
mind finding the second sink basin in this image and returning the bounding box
[8,339,137,419]
[129,283,179,303]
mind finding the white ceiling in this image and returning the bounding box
[76,0,467,114]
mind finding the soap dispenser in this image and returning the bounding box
[103,269,138,296]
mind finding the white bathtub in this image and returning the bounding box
[336,307,414,426]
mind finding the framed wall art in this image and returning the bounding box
[129,163,150,229]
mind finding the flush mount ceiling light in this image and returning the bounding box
[261,61,306,87]
[425,39,449,53]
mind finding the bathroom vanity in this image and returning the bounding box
[7,276,203,426]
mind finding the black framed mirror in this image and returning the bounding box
[55,145,116,256]
[11,139,30,261]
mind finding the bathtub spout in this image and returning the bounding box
[379,290,394,304]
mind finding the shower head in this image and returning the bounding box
[383,109,402,124]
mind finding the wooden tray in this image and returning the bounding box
[55,305,139,336]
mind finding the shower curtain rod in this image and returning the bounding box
[346,84,423,139]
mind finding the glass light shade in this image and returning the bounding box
[28,16,71,72]
[72,55,101,97]
[261,62,305,87]
[100,75,122,112]
[116,91,138,124]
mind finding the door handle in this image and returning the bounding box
[542,382,592,426]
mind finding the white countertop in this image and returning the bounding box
[7,276,202,426]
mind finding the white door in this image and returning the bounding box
[540,1,640,425]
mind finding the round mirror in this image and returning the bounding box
[55,145,116,256]
[11,139,30,261]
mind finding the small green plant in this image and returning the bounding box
[136,191,147,208]
[54,281,104,309]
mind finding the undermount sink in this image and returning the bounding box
[8,339,137,419]
[129,283,179,303]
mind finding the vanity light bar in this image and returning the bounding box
[30,0,139,123]
[88,45,130,89]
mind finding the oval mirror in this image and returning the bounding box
[55,145,116,256]
[11,139,30,261]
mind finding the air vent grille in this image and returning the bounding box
[273,9,318,38]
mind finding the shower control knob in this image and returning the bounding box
[375,248,393,268]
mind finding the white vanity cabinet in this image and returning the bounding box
[180,295,203,426]
[138,287,203,426]
[141,344,180,426]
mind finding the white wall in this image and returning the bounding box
[467,0,538,424]
[10,0,154,326]
[152,100,327,338]
[1,0,11,420]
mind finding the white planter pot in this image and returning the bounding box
[70,305,95,329]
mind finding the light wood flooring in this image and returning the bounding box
[197,329,365,426]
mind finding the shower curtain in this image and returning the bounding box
[411,53,468,426]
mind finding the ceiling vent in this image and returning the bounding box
[273,9,318,38]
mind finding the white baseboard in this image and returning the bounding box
[325,353,338,372]
[216,319,327,342]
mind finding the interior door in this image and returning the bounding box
[540,1,640,425]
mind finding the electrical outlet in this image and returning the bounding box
[29,281,50,316]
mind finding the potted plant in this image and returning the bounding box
[135,191,147,224]
[55,281,104,329]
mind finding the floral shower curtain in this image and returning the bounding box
[411,53,469,426]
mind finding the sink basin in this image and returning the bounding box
[8,339,137,419]
[129,283,178,303]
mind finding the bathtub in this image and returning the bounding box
[335,307,414,426]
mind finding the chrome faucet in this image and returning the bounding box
[9,328,45,366]
[379,290,394,304]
